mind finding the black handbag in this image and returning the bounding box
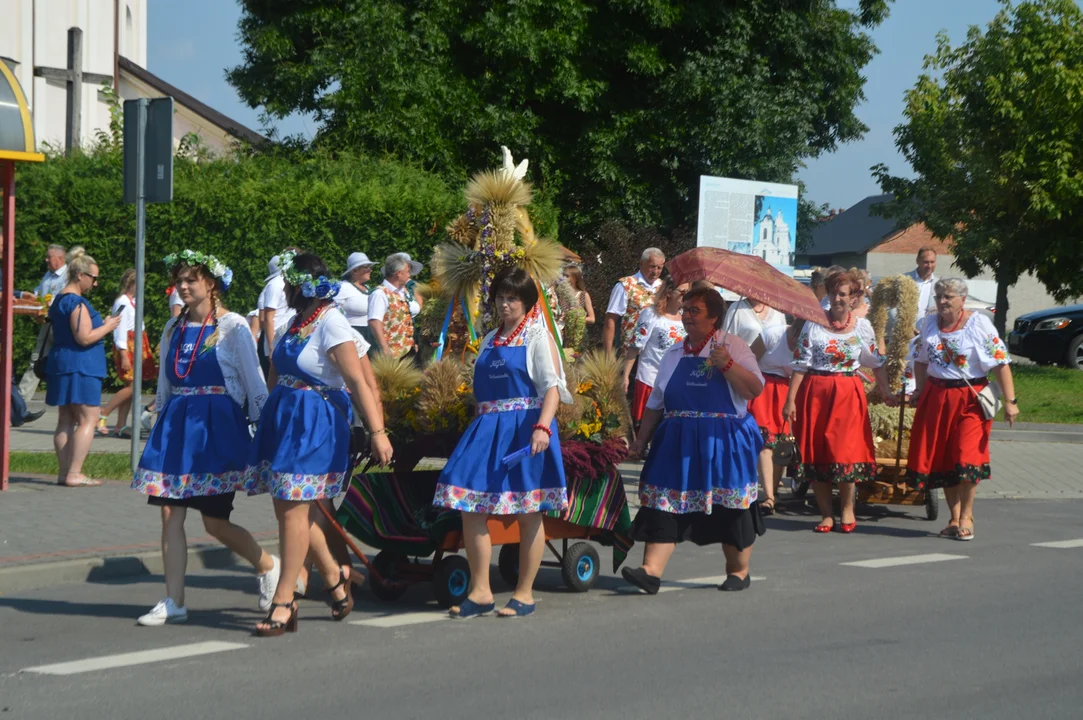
[32,323,54,380]
[772,421,799,466]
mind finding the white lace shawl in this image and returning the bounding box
[156,312,269,421]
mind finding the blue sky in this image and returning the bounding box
[148,0,1049,213]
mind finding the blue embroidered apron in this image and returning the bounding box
[133,323,251,498]
[640,355,762,513]
[246,321,352,501]
[434,342,568,514]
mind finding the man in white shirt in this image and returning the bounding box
[18,244,69,399]
[602,247,665,353]
[257,254,296,374]
[369,252,422,359]
[904,247,939,322]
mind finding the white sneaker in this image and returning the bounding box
[140,407,153,431]
[257,555,281,611]
[137,598,188,627]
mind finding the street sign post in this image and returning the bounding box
[123,97,173,472]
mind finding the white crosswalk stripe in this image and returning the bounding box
[841,553,968,569]
[22,641,248,676]
[1030,539,1083,549]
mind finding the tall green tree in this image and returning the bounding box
[229,0,890,244]
[873,0,1083,336]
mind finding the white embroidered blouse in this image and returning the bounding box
[913,312,1010,380]
[272,307,371,389]
[646,330,763,417]
[156,312,269,421]
[631,306,686,387]
[791,318,884,373]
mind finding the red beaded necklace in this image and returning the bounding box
[829,311,852,332]
[289,302,330,335]
[940,311,967,334]
[173,310,213,380]
[684,333,712,356]
[492,312,530,347]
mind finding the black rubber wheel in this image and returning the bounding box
[1067,334,1083,371]
[497,543,520,588]
[560,542,600,593]
[369,551,409,602]
[432,554,471,609]
[925,488,940,521]
[791,479,810,498]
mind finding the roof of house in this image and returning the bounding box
[804,193,904,256]
[118,57,267,147]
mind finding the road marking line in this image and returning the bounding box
[349,612,447,628]
[841,553,967,569]
[1031,539,1083,549]
[22,641,248,676]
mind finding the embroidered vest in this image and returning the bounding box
[620,276,654,351]
[381,286,416,358]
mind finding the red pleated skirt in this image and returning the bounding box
[793,373,877,483]
[748,373,789,446]
[631,380,652,423]
[906,379,992,489]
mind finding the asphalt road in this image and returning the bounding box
[2,498,1082,720]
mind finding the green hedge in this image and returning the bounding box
[10,142,558,387]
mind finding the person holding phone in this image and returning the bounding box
[433,266,571,618]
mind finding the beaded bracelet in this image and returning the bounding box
[721,359,735,373]
[532,424,553,438]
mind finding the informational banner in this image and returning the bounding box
[696,175,798,277]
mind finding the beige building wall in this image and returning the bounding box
[118,73,237,155]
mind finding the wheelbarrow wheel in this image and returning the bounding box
[791,478,809,499]
[497,543,520,588]
[561,542,600,593]
[925,487,939,521]
[369,551,409,602]
[432,554,471,609]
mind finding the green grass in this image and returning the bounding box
[996,364,1083,425]
[8,452,134,480]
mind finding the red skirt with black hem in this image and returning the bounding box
[906,379,992,489]
[631,379,652,423]
[748,374,789,448]
[793,372,877,484]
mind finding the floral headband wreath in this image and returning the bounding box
[163,249,233,292]
[279,250,341,300]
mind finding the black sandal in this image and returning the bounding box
[327,570,354,621]
[760,498,775,516]
[255,601,298,637]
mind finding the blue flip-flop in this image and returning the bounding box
[497,598,536,618]
[449,598,495,619]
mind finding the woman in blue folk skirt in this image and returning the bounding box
[623,286,766,594]
[434,267,572,619]
[247,252,393,637]
[132,251,280,627]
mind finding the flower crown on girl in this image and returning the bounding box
[163,249,233,292]
[279,250,341,300]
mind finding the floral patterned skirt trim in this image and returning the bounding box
[171,385,227,396]
[476,397,543,414]
[793,462,878,484]
[244,461,345,501]
[907,464,991,489]
[760,428,782,449]
[434,483,568,515]
[639,482,758,512]
[277,374,332,391]
[132,468,246,498]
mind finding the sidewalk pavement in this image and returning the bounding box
[2,443,1082,594]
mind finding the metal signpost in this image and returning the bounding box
[123,97,173,471]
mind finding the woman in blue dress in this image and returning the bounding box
[434,266,572,619]
[623,286,766,594]
[131,251,281,627]
[247,251,393,637]
[46,247,121,487]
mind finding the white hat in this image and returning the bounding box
[264,255,282,283]
[342,252,376,278]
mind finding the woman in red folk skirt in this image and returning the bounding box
[748,323,793,515]
[907,278,1017,541]
[783,271,894,534]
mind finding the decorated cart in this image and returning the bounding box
[324,149,635,608]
